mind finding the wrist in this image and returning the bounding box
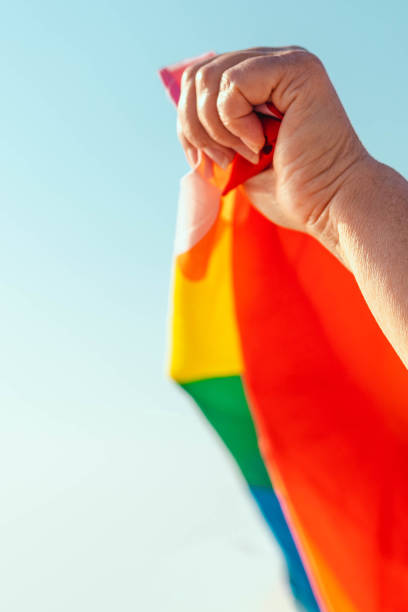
[307,155,382,270]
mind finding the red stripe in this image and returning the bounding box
[231,193,408,611]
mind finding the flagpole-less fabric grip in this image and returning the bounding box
[160,53,408,612]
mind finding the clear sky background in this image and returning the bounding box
[0,1,407,611]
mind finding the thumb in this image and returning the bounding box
[243,168,293,229]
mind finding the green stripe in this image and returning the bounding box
[180,374,320,612]
[181,375,270,487]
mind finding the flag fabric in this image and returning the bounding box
[159,54,408,612]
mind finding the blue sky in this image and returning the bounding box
[0,1,407,610]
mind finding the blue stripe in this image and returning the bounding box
[250,485,320,612]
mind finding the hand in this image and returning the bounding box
[177,47,370,256]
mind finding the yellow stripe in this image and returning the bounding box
[169,194,243,383]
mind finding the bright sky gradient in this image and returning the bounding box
[0,1,407,610]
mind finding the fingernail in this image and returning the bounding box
[186,146,199,168]
[237,146,259,165]
[241,139,263,155]
[203,147,233,169]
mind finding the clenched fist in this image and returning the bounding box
[177,47,371,258]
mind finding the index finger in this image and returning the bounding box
[216,50,309,152]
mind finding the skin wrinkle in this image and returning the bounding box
[273,66,311,110]
[284,132,347,182]
[303,154,366,220]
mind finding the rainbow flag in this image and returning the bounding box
[160,54,408,612]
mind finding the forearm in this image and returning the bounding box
[329,158,408,367]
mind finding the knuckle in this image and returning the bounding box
[217,72,238,119]
[195,65,216,91]
[216,101,232,127]
[180,65,197,89]
[219,69,235,92]
[196,95,211,122]
[216,88,227,113]
[302,51,324,72]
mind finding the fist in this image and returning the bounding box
[177,47,370,251]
